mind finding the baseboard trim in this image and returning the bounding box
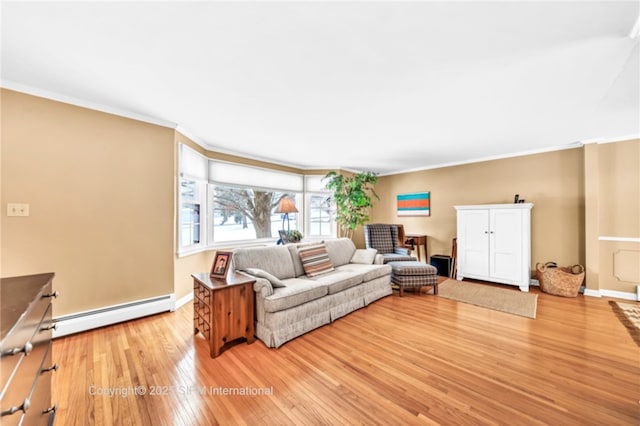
[583,288,638,301]
[599,289,638,301]
[175,292,194,310]
[53,294,175,338]
[583,289,602,298]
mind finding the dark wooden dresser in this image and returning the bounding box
[1,273,59,425]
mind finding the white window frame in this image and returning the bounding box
[178,178,207,255]
[304,175,336,239]
[177,144,208,256]
[177,144,338,254]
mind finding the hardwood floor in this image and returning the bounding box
[52,283,640,425]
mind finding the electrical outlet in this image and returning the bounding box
[7,203,30,217]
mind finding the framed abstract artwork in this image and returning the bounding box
[397,192,430,216]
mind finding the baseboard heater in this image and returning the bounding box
[53,294,175,338]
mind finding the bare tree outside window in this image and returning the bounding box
[212,186,298,241]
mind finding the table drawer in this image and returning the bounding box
[2,341,56,426]
[194,283,211,304]
[195,315,211,342]
[194,299,210,318]
[1,289,53,395]
[1,304,53,418]
[1,299,53,395]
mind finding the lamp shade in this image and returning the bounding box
[275,197,298,214]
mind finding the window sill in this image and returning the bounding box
[176,237,336,258]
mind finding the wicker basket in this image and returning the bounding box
[536,262,585,297]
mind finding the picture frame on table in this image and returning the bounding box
[210,251,233,280]
[278,230,289,244]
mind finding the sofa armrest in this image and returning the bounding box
[374,254,386,264]
[253,277,274,298]
[394,247,412,256]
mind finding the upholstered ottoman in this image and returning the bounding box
[388,261,438,296]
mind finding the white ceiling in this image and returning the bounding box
[2,1,639,174]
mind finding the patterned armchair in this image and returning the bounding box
[364,224,417,264]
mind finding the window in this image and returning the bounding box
[307,194,333,237]
[179,179,202,246]
[211,185,300,243]
[304,175,336,238]
[177,144,208,253]
[177,144,336,253]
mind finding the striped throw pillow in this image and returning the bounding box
[298,243,334,277]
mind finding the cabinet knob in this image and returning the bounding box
[42,404,58,415]
[41,363,59,374]
[41,323,58,331]
[1,341,32,357]
[1,398,30,417]
[43,291,59,299]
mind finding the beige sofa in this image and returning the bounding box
[233,238,392,348]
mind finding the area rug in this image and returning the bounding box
[609,301,640,346]
[438,279,538,319]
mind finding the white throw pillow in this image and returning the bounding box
[241,268,286,287]
[350,248,377,265]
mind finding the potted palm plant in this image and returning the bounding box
[323,171,379,240]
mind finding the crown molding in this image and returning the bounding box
[1,81,178,129]
[580,134,640,145]
[5,81,636,176]
[379,142,585,176]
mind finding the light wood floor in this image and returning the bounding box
[52,282,640,425]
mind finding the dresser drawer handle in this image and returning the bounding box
[2,341,33,357]
[41,323,58,331]
[1,398,30,416]
[43,291,59,299]
[42,404,58,415]
[41,363,59,374]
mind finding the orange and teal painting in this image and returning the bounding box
[397,192,430,216]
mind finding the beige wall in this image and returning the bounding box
[1,89,176,316]
[3,88,636,311]
[585,139,640,293]
[369,148,586,277]
[370,140,639,294]
[597,140,640,237]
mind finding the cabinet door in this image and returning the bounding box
[489,208,522,281]
[458,209,490,277]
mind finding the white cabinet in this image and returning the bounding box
[454,203,533,292]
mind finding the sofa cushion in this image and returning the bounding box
[263,278,328,313]
[298,243,334,277]
[233,246,296,279]
[309,270,364,295]
[335,263,392,282]
[324,238,357,267]
[350,248,377,265]
[241,268,286,287]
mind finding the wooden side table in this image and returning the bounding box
[191,272,256,358]
[406,234,428,263]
